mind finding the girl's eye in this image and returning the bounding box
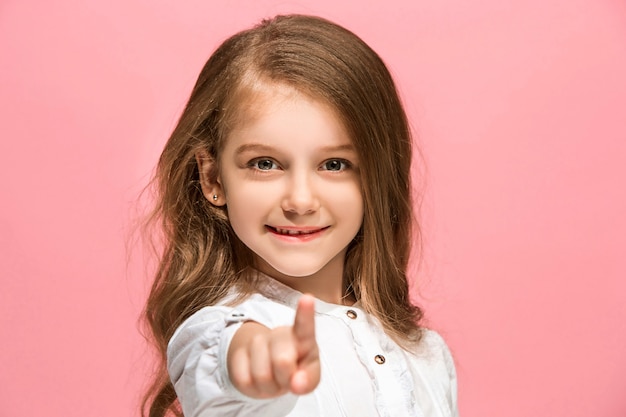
[251,159,278,170]
[321,159,349,171]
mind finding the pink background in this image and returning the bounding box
[1,1,625,416]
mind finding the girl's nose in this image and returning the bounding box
[281,173,320,215]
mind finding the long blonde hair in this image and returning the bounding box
[142,14,423,417]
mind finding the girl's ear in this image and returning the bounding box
[195,150,226,207]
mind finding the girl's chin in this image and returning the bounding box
[252,252,344,284]
[259,265,321,280]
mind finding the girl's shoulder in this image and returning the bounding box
[411,328,458,396]
[168,290,294,345]
[415,328,455,366]
[418,329,452,354]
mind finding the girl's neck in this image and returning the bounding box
[254,253,353,305]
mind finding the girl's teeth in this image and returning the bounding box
[277,228,315,235]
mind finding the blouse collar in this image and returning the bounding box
[252,269,360,315]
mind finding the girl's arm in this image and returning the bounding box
[227,295,320,399]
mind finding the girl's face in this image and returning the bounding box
[216,86,363,303]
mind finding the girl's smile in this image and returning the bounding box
[211,84,364,302]
[266,225,331,241]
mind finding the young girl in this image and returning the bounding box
[143,14,458,417]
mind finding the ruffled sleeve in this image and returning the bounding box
[166,303,298,417]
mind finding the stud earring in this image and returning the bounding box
[212,195,218,201]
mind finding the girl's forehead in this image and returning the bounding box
[230,82,345,133]
[219,82,358,157]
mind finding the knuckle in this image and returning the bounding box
[251,367,274,386]
[273,352,295,370]
[250,333,267,348]
[233,371,253,391]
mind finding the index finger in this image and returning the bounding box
[292,294,316,355]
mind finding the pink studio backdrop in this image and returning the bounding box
[1,1,625,416]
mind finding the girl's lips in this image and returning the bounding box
[265,225,330,240]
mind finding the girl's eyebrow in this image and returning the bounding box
[319,144,356,153]
[234,143,275,154]
[234,143,356,154]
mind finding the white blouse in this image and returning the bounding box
[167,274,459,417]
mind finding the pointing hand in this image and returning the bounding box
[227,294,321,398]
